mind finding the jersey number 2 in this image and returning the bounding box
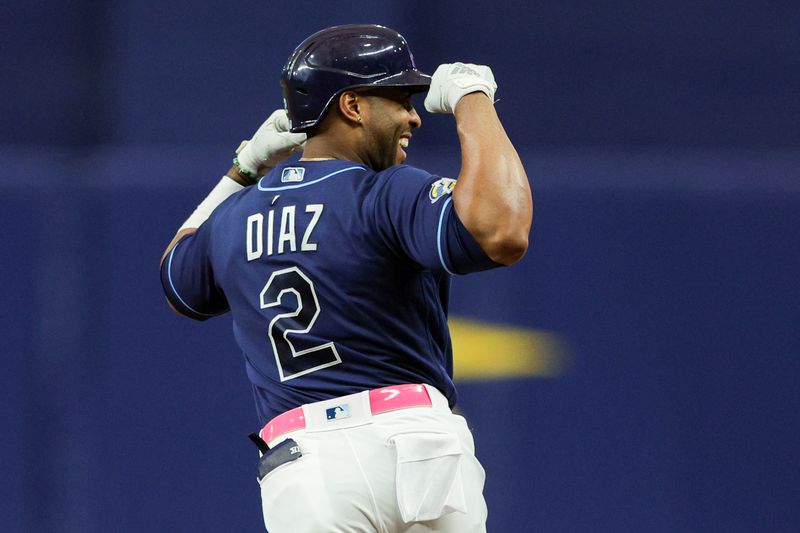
[260,267,341,381]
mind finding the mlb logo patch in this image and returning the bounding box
[326,404,351,420]
[281,167,305,183]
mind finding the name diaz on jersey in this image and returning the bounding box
[246,200,324,260]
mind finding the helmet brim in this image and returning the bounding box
[369,69,432,93]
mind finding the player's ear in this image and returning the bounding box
[338,91,363,127]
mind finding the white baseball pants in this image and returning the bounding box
[257,385,487,532]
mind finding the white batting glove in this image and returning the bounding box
[424,63,498,114]
[235,109,306,176]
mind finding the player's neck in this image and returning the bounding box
[301,136,367,166]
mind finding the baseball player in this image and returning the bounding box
[160,24,532,532]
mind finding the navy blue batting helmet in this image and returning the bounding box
[281,24,431,133]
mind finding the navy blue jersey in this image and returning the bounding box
[161,160,500,424]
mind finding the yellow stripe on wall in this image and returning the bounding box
[449,317,569,380]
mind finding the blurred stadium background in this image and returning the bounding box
[2,1,798,531]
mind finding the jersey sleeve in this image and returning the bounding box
[369,165,501,275]
[160,222,229,321]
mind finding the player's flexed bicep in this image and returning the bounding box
[369,166,500,275]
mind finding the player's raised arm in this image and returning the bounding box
[160,110,306,266]
[159,109,306,319]
[425,63,533,265]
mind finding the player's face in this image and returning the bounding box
[359,88,422,170]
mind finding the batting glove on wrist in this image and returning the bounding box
[424,63,497,114]
[235,109,307,175]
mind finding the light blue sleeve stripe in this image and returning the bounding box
[167,239,216,317]
[436,197,456,275]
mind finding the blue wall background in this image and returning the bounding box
[2,1,799,531]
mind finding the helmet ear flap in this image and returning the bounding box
[280,24,431,133]
[281,82,314,130]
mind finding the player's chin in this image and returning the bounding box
[396,145,407,165]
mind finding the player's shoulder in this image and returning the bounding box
[375,163,435,182]
[372,164,456,200]
[370,164,439,192]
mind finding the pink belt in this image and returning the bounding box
[259,383,433,444]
